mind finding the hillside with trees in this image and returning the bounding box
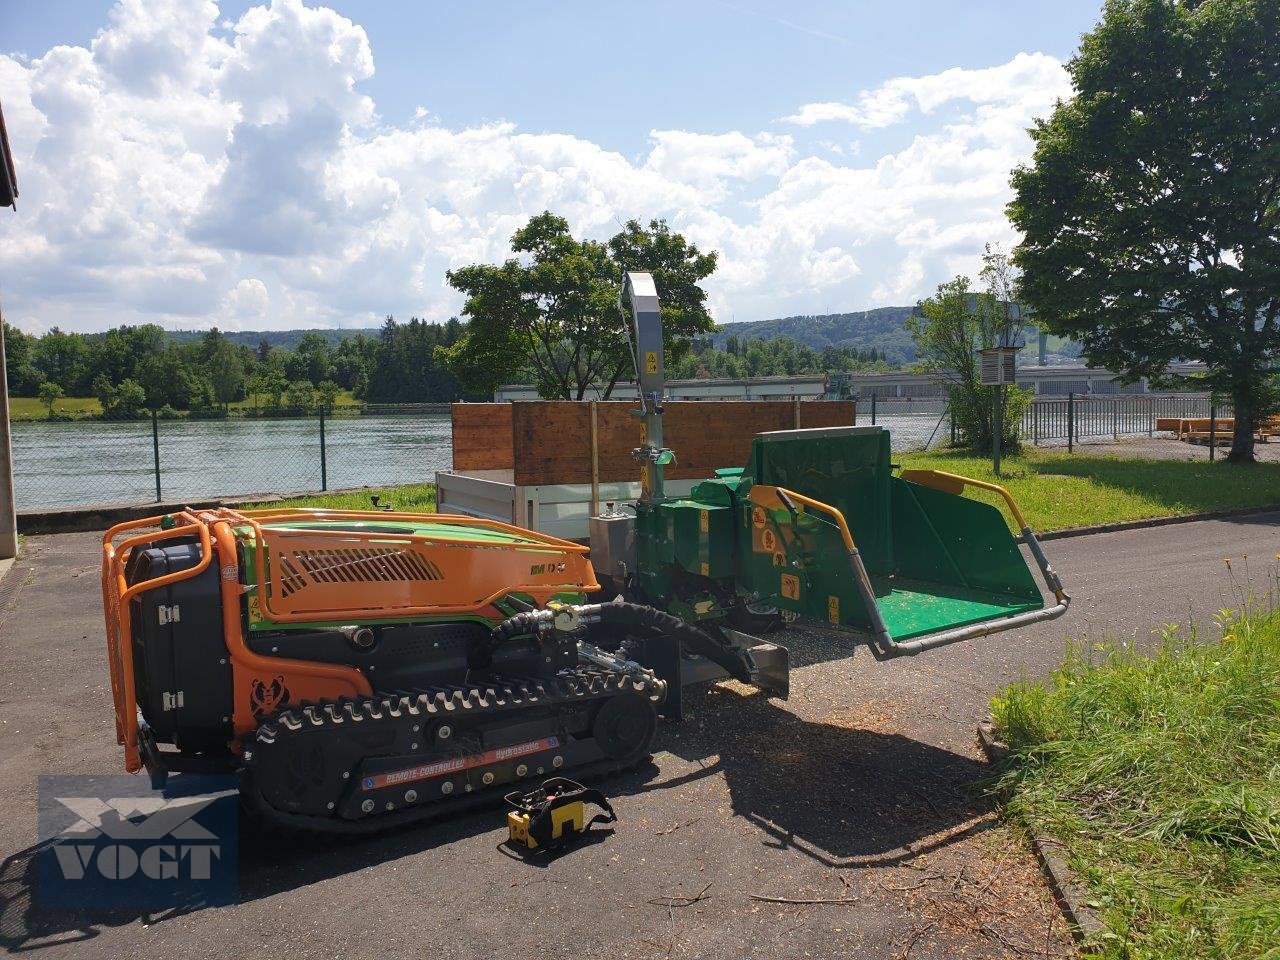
[711,307,919,364]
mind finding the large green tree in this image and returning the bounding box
[440,212,717,399]
[1009,0,1280,462]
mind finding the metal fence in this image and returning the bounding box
[861,392,1224,452]
[11,407,454,511]
[1021,394,1226,446]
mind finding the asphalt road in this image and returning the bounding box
[1,514,1277,959]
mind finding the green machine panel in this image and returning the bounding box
[657,499,735,579]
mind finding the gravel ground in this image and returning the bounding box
[2,516,1278,959]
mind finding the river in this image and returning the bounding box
[10,407,949,511]
[10,415,455,510]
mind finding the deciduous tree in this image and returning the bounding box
[440,212,716,399]
[1009,0,1280,462]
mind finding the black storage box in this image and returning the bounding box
[125,539,232,751]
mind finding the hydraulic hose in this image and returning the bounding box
[477,601,756,684]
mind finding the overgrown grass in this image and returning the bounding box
[240,482,437,513]
[900,448,1280,532]
[992,601,1280,958]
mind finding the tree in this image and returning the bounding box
[288,332,332,385]
[91,374,117,415]
[137,348,209,410]
[3,322,41,395]
[34,329,89,394]
[38,381,63,417]
[440,212,717,399]
[285,379,317,412]
[1009,0,1280,462]
[316,379,341,412]
[200,329,246,409]
[906,272,1028,451]
[251,370,288,410]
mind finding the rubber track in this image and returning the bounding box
[241,667,663,834]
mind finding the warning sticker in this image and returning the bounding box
[780,573,800,601]
[761,528,776,552]
[752,506,766,528]
[772,551,786,568]
[699,509,709,534]
[645,351,659,374]
[361,736,559,791]
[827,595,840,625]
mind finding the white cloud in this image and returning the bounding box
[0,3,1068,332]
[782,52,1070,128]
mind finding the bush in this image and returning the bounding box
[948,384,1029,450]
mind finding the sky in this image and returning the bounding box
[0,0,1103,334]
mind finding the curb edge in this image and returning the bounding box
[1038,503,1280,541]
[976,720,1106,953]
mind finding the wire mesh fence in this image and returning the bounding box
[12,393,1228,512]
[10,407,453,511]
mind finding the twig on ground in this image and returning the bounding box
[749,894,858,905]
[656,817,700,836]
[979,922,1074,958]
[648,881,713,908]
[894,922,935,960]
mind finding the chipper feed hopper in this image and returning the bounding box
[98,271,1066,833]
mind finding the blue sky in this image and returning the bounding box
[0,1,1103,332]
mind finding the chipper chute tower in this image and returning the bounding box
[100,272,1068,831]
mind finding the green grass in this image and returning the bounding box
[240,482,437,513]
[899,448,1280,533]
[8,396,103,420]
[230,388,360,411]
[992,603,1280,958]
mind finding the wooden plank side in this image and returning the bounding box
[451,403,514,471]
[511,402,594,485]
[799,400,856,429]
[512,400,857,485]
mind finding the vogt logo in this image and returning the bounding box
[36,775,238,909]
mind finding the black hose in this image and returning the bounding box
[477,602,755,684]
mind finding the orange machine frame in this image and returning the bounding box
[101,508,601,773]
